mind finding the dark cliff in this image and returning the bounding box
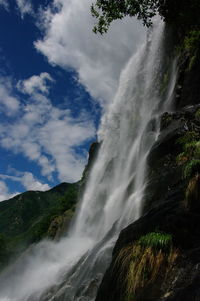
[95,10,200,301]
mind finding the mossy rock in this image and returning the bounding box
[47,210,74,240]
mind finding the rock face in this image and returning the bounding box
[144,106,200,213]
[95,39,200,301]
[175,49,200,109]
[47,209,74,240]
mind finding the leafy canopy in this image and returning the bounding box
[91,0,159,34]
[91,0,200,34]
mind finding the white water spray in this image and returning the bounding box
[0,20,177,301]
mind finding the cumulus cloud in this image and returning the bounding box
[16,0,33,18]
[0,181,18,202]
[0,172,50,192]
[17,72,54,95]
[0,77,20,116]
[21,172,50,190]
[0,76,95,182]
[35,0,145,105]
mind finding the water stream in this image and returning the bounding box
[0,20,177,301]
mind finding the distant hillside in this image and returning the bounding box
[0,142,100,271]
[0,182,79,269]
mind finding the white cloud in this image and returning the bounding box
[0,0,8,10]
[17,72,54,95]
[22,172,50,190]
[16,0,33,18]
[0,0,33,16]
[0,171,50,191]
[35,0,145,105]
[0,180,18,202]
[0,77,20,116]
[0,76,95,183]
[0,171,50,202]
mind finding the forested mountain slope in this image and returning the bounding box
[0,142,99,270]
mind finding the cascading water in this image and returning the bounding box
[0,20,177,301]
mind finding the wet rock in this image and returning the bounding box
[175,48,200,109]
[96,106,200,301]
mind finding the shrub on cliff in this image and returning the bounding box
[91,0,200,34]
[114,232,178,301]
[176,129,200,179]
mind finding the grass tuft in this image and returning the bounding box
[115,232,178,301]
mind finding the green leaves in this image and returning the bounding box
[184,159,200,179]
[91,0,159,34]
[138,232,173,252]
[91,0,200,34]
[176,129,200,179]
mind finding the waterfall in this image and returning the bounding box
[0,20,177,301]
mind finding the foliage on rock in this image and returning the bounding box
[114,232,178,301]
[183,30,200,52]
[176,125,200,180]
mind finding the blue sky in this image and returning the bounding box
[0,0,145,201]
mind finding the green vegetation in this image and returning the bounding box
[185,174,200,210]
[195,109,200,122]
[184,159,200,179]
[177,131,199,146]
[115,232,177,301]
[183,30,200,52]
[137,232,172,252]
[0,182,79,269]
[0,143,98,270]
[176,130,200,179]
[91,0,159,34]
[176,30,200,69]
[91,0,200,34]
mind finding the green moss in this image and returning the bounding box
[183,30,200,52]
[184,141,200,157]
[184,159,200,179]
[176,152,188,165]
[177,131,199,145]
[176,129,200,179]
